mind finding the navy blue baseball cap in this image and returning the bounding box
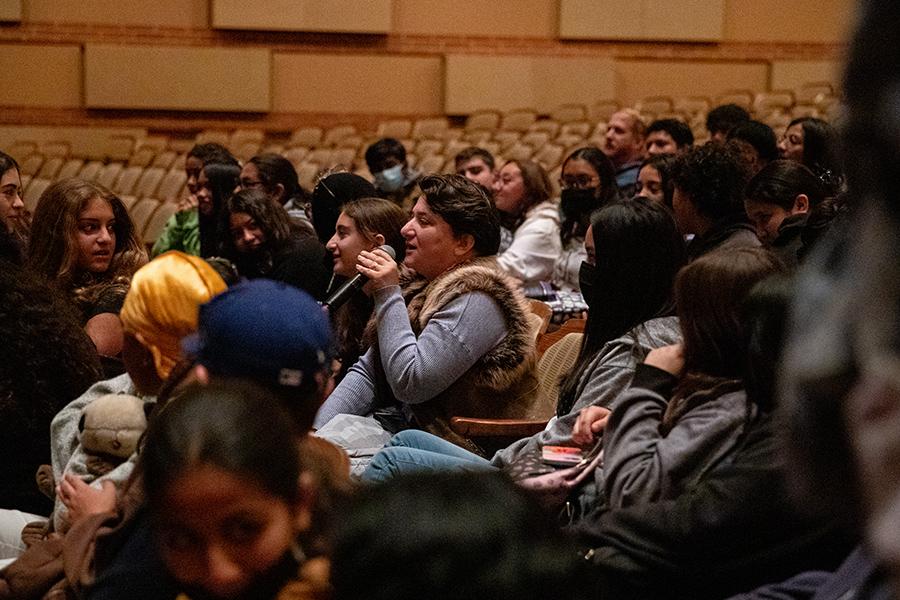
[182,279,333,387]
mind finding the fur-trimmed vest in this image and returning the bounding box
[366,257,540,454]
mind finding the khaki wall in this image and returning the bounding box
[0,44,81,108]
[0,0,22,22]
[212,0,392,33]
[723,0,856,43]
[393,0,557,38]
[614,60,769,106]
[560,0,725,41]
[446,55,616,114]
[273,53,443,114]
[22,0,207,27]
[770,61,842,92]
[84,45,271,112]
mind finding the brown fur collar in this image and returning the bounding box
[365,257,535,391]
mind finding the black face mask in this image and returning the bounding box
[561,188,599,220]
[579,261,597,308]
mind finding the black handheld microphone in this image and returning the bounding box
[321,245,396,311]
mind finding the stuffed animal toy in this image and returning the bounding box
[78,393,151,477]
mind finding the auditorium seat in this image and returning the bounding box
[6,141,36,163]
[77,161,104,181]
[520,131,552,149]
[195,130,230,147]
[754,90,796,115]
[151,150,177,170]
[119,195,139,211]
[127,198,160,239]
[376,119,413,139]
[331,148,357,169]
[283,146,310,167]
[416,154,445,176]
[551,103,589,124]
[500,109,538,133]
[411,117,449,140]
[290,127,323,148]
[635,96,674,120]
[142,200,177,244]
[296,162,321,191]
[306,148,335,167]
[493,131,522,152]
[38,141,69,159]
[414,139,443,158]
[322,125,357,148]
[96,162,125,191]
[128,146,156,168]
[504,142,534,162]
[155,168,187,201]
[716,90,754,111]
[23,178,52,212]
[18,154,44,177]
[134,167,166,198]
[464,110,501,132]
[797,82,834,105]
[55,158,85,181]
[590,100,620,123]
[113,165,144,195]
[102,136,137,162]
[528,119,562,138]
[533,143,565,171]
[36,157,64,180]
[462,130,492,145]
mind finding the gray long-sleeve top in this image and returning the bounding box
[491,316,681,468]
[602,363,753,509]
[314,284,508,429]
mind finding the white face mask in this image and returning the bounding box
[374,164,405,192]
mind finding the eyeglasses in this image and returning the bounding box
[559,176,600,190]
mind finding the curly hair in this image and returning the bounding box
[0,261,102,513]
[671,143,750,221]
[26,178,146,303]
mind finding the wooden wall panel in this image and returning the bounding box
[211,0,391,33]
[0,44,81,108]
[723,0,855,43]
[770,61,842,92]
[0,0,22,22]
[445,55,615,114]
[615,60,769,106]
[560,0,724,41]
[394,0,557,38]
[273,53,443,114]
[22,0,207,27]
[85,45,271,112]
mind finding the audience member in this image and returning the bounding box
[576,272,851,599]
[778,116,844,194]
[454,146,496,191]
[553,147,618,293]
[310,172,377,245]
[142,382,330,600]
[315,174,540,454]
[707,103,751,142]
[727,120,779,175]
[49,251,227,532]
[239,153,314,233]
[645,118,694,155]
[602,109,646,196]
[744,160,826,268]
[325,197,408,381]
[364,199,685,495]
[635,154,677,207]
[331,472,584,600]
[196,160,242,258]
[152,143,237,257]
[670,142,759,260]
[0,152,26,257]
[0,264,101,526]
[218,188,330,300]
[26,178,147,362]
[492,159,561,286]
[364,138,420,208]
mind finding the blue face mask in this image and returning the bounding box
[374,164,405,193]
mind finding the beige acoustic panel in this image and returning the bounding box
[560,0,642,39]
[771,61,842,92]
[273,53,442,114]
[85,45,271,112]
[615,60,769,107]
[560,0,723,41]
[0,0,22,22]
[212,0,391,33]
[724,0,855,43]
[23,0,208,27]
[445,55,616,114]
[0,44,81,108]
[394,0,557,38]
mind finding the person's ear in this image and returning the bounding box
[373,233,386,247]
[793,193,810,214]
[273,183,286,203]
[293,472,318,533]
[453,233,476,257]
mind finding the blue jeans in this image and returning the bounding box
[362,430,497,484]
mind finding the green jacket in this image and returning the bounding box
[150,208,199,257]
